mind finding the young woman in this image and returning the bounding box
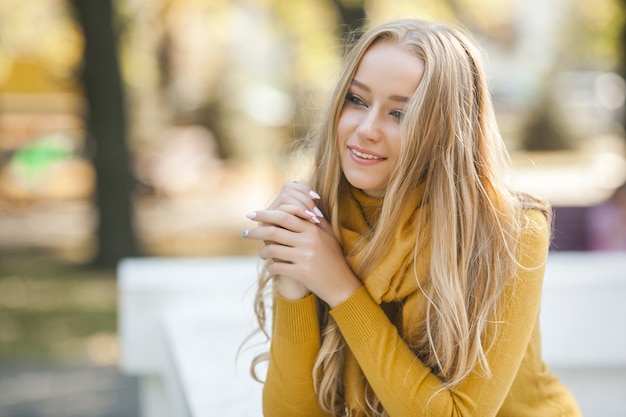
[242,19,582,417]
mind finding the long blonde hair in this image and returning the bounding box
[253,19,550,416]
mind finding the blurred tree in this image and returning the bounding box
[71,0,140,268]
[520,94,574,151]
[332,0,366,39]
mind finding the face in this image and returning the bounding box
[337,41,425,197]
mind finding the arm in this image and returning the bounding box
[262,182,328,300]
[244,207,363,308]
[246,183,353,415]
[330,210,550,416]
[263,293,331,417]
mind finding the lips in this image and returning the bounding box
[349,146,386,161]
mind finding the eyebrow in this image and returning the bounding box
[351,79,410,103]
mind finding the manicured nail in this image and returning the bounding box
[313,206,324,218]
[305,210,321,224]
[246,211,257,219]
[309,190,321,199]
[241,229,249,238]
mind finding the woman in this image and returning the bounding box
[242,19,581,416]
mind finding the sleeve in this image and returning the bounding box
[262,293,331,417]
[329,209,550,416]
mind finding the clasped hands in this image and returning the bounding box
[242,182,362,308]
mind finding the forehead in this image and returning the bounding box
[353,41,425,94]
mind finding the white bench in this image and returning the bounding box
[118,257,263,417]
[118,252,626,417]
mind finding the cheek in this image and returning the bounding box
[336,111,349,139]
[337,107,360,137]
[389,126,404,155]
[390,136,403,158]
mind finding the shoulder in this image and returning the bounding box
[503,189,551,271]
[517,206,551,269]
[517,191,552,221]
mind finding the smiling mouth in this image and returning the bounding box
[350,147,385,160]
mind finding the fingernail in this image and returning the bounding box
[304,210,321,224]
[313,206,324,218]
[241,229,249,238]
[309,190,321,199]
[246,211,257,219]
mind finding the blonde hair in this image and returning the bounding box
[253,19,550,416]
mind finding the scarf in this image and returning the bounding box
[337,182,430,304]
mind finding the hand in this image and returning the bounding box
[256,182,330,300]
[267,182,326,225]
[243,206,362,308]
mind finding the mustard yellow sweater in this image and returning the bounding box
[262,208,582,417]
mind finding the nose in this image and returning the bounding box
[356,109,383,142]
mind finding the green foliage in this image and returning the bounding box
[560,0,626,69]
[10,135,74,187]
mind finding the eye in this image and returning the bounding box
[390,110,404,121]
[346,93,366,107]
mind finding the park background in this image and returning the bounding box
[0,0,625,416]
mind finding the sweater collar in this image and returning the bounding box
[338,181,429,303]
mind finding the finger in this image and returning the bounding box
[261,202,302,219]
[275,200,324,222]
[244,206,317,242]
[282,181,321,200]
[268,183,304,209]
[244,224,300,247]
[268,183,324,216]
[266,260,298,278]
[270,191,316,213]
[274,203,321,224]
[303,210,321,224]
[259,243,296,263]
[247,208,311,232]
[269,202,319,224]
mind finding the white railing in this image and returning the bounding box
[118,252,626,417]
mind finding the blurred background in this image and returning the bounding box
[0,0,625,416]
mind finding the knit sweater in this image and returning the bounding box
[262,191,581,416]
